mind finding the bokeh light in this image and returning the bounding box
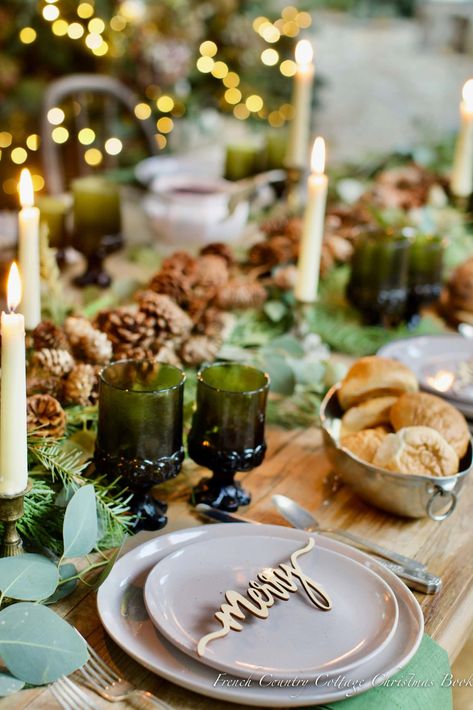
[32,175,45,191]
[134,103,151,120]
[0,133,12,148]
[157,95,174,112]
[155,134,167,150]
[224,88,241,105]
[246,95,263,112]
[42,5,60,21]
[199,41,217,57]
[105,137,123,155]
[19,27,37,44]
[223,72,240,88]
[196,56,214,73]
[47,107,65,125]
[52,20,69,36]
[261,48,279,66]
[211,61,228,79]
[110,15,127,31]
[157,117,174,133]
[11,148,28,164]
[78,128,95,145]
[84,148,103,166]
[68,23,84,39]
[26,134,40,151]
[234,104,250,120]
[77,3,94,19]
[280,59,296,77]
[52,127,69,143]
[88,18,105,34]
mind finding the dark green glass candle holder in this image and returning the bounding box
[94,360,185,531]
[188,362,270,512]
[407,233,444,322]
[347,230,410,327]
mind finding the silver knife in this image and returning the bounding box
[272,494,427,573]
[195,503,441,594]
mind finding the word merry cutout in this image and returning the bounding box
[197,537,332,656]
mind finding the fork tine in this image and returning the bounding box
[86,643,120,683]
[85,652,117,685]
[80,663,109,689]
[60,676,102,710]
[50,682,73,710]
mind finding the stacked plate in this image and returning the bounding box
[378,334,473,419]
[97,523,423,707]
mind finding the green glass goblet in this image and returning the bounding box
[94,360,185,531]
[188,362,270,511]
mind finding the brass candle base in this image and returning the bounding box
[451,194,470,211]
[0,479,32,557]
[293,300,314,339]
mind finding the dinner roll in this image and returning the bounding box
[341,426,390,464]
[338,356,418,410]
[372,426,459,477]
[342,396,398,433]
[390,392,470,459]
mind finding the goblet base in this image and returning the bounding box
[192,473,251,512]
[129,492,168,532]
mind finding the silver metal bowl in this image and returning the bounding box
[320,384,473,521]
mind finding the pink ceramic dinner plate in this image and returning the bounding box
[97,524,423,707]
[143,534,399,682]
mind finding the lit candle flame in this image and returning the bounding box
[7,262,22,313]
[462,79,473,110]
[311,137,326,175]
[18,168,34,209]
[295,39,313,66]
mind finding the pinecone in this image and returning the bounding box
[160,251,198,279]
[249,236,295,268]
[260,212,289,237]
[216,281,267,310]
[199,242,235,267]
[30,348,75,377]
[27,394,66,438]
[26,372,63,399]
[63,364,98,406]
[148,269,193,307]
[64,316,113,365]
[113,343,161,361]
[320,244,335,276]
[325,234,354,263]
[284,217,303,242]
[137,292,193,339]
[180,335,222,366]
[273,265,298,291]
[32,321,69,352]
[194,307,227,338]
[194,254,229,290]
[95,307,156,352]
[187,295,211,324]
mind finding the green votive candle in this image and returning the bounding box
[266,129,288,170]
[72,176,121,255]
[37,195,70,250]
[224,143,265,181]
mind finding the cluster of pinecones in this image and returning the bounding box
[26,316,113,438]
[250,207,361,285]
[93,243,267,368]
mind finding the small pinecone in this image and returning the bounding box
[63,364,97,406]
[27,372,63,399]
[148,269,193,307]
[273,265,298,291]
[326,234,354,263]
[64,316,112,365]
[284,217,303,242]
[30,348,75,377]
[137,292,193,339]
[199,242,235,267]
[249,236,295,267]
[95,307,156,351]
[260,212,289,237]
[155,341,182,367]
[187,295,211,324]
[194,307,227,338]
[160,251,197,279]
[27,394,66,438]
[32,321,69,352]
[216,281,267,310]
[113,342,161,361]
[320,244,335,276]
[180,335,222,366]
[194,254,229,290]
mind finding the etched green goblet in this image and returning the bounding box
[188,362,270,511]
[94,360,185,531]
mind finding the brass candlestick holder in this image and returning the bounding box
[0,479,32,557]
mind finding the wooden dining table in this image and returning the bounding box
[4,420,473,710]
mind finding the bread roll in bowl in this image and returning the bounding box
[338,356,418,410]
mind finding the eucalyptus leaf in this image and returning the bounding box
[0,553,58,601]
[0,672,24,697]
[259,354,295,396]
[265,334,305,357]
[62,484,98,558]
[45,564,78,604]
[0,603,87,684]
[263,300,287,323]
